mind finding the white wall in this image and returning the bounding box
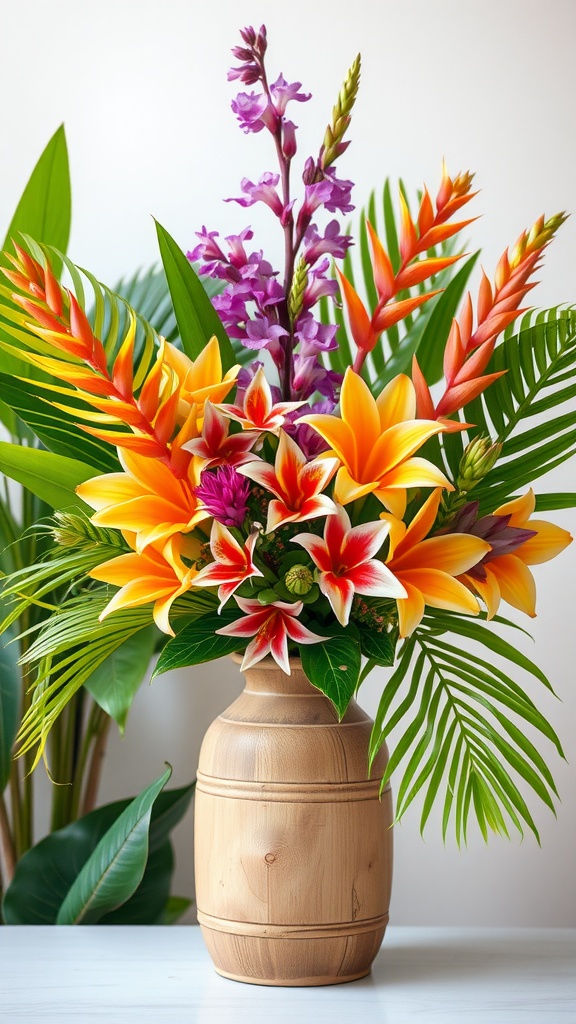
[1,0,575,926]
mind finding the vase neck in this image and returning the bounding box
[233,656,323,697]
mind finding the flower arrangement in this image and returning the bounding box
[0,21,574,875]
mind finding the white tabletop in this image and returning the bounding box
[0,925,574,1023]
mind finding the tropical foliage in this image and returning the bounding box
[0,23,574,906]
[0,131,194,924]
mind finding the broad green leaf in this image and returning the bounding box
[2,780,194,924]
[299,635,360,719]
[359,626,396,666]
[84,625,158,731]
[152,611,244,677]
[155,220,236,370]
[1,125,71,269]
[0,442,97,511]
[98,841,174,925]
[56,766,172,924]
[0,628,20,790]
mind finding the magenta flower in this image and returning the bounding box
[228,25,267,84]
[216,596,325,674]
[269,73,311,114]
[227,173,285,218]
[231,91,277,133]
[303,221,352,263]
[195,465,250,528]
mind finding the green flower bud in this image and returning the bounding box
[456,437,501,492]
[284,564,315,596]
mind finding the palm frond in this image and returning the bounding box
[439,307,576,511]
[369,612,563,843]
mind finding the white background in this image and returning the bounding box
[1,0,574,926]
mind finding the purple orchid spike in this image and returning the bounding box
[195,466,251,528]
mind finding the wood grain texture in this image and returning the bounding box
[194,656,393,986]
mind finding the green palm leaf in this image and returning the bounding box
[369,613,563,843]
[441,308,576,511]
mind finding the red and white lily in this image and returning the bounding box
[292,505,407,626]
[216,596,325,674]
[238,429,339,532]
[183,400,260,468]
[192,522,263,610]
[219,366,304,435]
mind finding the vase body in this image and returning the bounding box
[194,656,393,986]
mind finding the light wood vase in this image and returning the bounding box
[194,656,393,987]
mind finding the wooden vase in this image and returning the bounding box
[194,656,393,986]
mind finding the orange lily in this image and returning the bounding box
[161,335,239,420]
[459,489,573,619]
[298,368,451,517]
[76,447,210,552]
[238,429,339,532]
[90,533,202,636]
[381,489,491,637]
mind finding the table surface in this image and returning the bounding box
[0,925,574,1023]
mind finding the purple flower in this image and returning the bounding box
[302,259,339,307]
[281,119,297,159]
[195,466,250,528]
[224,228,255,269]
[293,312,337,353]
[228,25,267,84]
[322,169,355,214]
[269,74,311,114]
[245,315,289,350]
[231,91,277,133]
[285,399,337,457]
[227,173,289,221]
[303,220,352,263]
[445,503,537,581]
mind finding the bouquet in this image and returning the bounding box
[0,22,573,868]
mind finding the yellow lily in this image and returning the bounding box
[460,489,573,619]
[90,533,202,635]
[76,447,210,553]
[161,335,240,421]
[298,368,452,517]
[381,489,491,637]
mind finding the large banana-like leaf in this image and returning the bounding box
[0,442,98,511]
[440,308,576,512]
[369,612,563,843]
[2,772,194,924]
[155,219,236,370]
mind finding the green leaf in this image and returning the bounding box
[84,625,158,731]
[0,442,97,511]
[2,779,194,925]
[152,611,244,677]
[98,841,174,925]
[160,895,193,925]
[0,629,20,790]
[299,635,361,719]
[0,374,120,472]
[55,766,172,924]
[1,125,71,271]
[155,220,236,370]
[359,626,396,666]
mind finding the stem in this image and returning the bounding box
[69,701,104,821]
[81,710,111,817]
[0,792,16,889]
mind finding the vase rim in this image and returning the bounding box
[231,653,304,670]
